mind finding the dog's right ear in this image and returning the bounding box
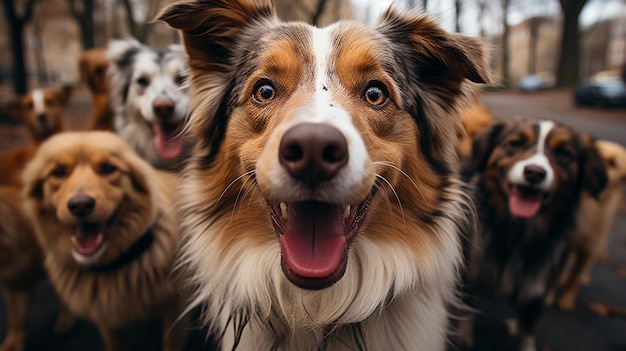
[158,0,276,74]
[3,97,23,122]
[470,121,507,173]
[21,158,45,200]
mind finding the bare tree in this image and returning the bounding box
[119,0,161,43]
[293,0,330,26]
[68,0,96,49]
[527,16,540,75]
[405,0,428,8]
[500,0,511,86]
[476,0,488,37]
[454,0,462,32]
[2,0,39,94]
[555,0,589,87]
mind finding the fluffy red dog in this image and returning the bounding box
[160,0,489,350]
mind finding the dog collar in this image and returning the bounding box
[87,229,155,273]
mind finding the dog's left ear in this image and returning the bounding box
[3,97,23,122]
[579,134,608,199]
[54,85,74,107]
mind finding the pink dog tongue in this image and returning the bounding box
[280,202,346,279]
[153,123,182,159]
[72,224,102,256]
[509,193,542,219]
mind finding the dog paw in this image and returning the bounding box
[520,335,537,351]
[53,309,76,334]
[0,336,23,351]
[454,319,475,348]
[557,294,576,312]
[505,318,519,336]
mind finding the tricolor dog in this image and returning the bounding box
[159,0,490,349]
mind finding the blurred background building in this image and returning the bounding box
[0,0,625,94]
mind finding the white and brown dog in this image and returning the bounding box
[159,0,490,350]
[0,85,73,186]
[107,39,191,170]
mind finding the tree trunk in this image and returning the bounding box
[527,17,540,75]
[2,0,37,94]
[556,0,588,88]
[121,0,152,43]
[500,0,511,87]
[81,0,95,49]
[454,0,462,32]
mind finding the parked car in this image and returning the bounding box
[517,73,555,92]
[574,78,626,108]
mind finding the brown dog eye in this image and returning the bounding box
[253,82,276,103]
[99,163,117,175]
[364,84,387,106]
[50,166,67,179]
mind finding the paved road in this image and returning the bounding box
[481,90,626,145]
[1,88,625,350]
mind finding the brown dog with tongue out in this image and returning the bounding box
[455,117,607,351]
[21,131,187,351]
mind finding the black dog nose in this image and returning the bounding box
[279,123,349,188]
[153,96,175,120]
[67,195,96,217]
[37,114,47,124]
[523,165,547,184]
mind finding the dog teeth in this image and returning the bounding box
[69,233,104,246]
[280,202,288,220]
[343,205,351,219]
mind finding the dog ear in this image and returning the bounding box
[21,155,45,200]
[54,85,74,107]
[377,9,491,88]
[3,97,23,122]
[376,9,491,174]
[470,121,506,174]
[157,0,276,74]
[119,148,153,195]
[579,134,608,199]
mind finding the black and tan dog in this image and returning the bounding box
[457,117,607,351]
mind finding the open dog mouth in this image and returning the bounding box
[504,181,551,219]
[152,122,184,159]
[268,191,374,290]
[70,222,107,260]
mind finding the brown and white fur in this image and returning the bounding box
[0,186,44,351]
[107,39,191,170]
[78,47,114,131]
[458,118,607,351]
[159,0,490,350]
[557,140,626,311]
[0,85,72,186]
[457,100,494,161]
[21,131,186,351]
